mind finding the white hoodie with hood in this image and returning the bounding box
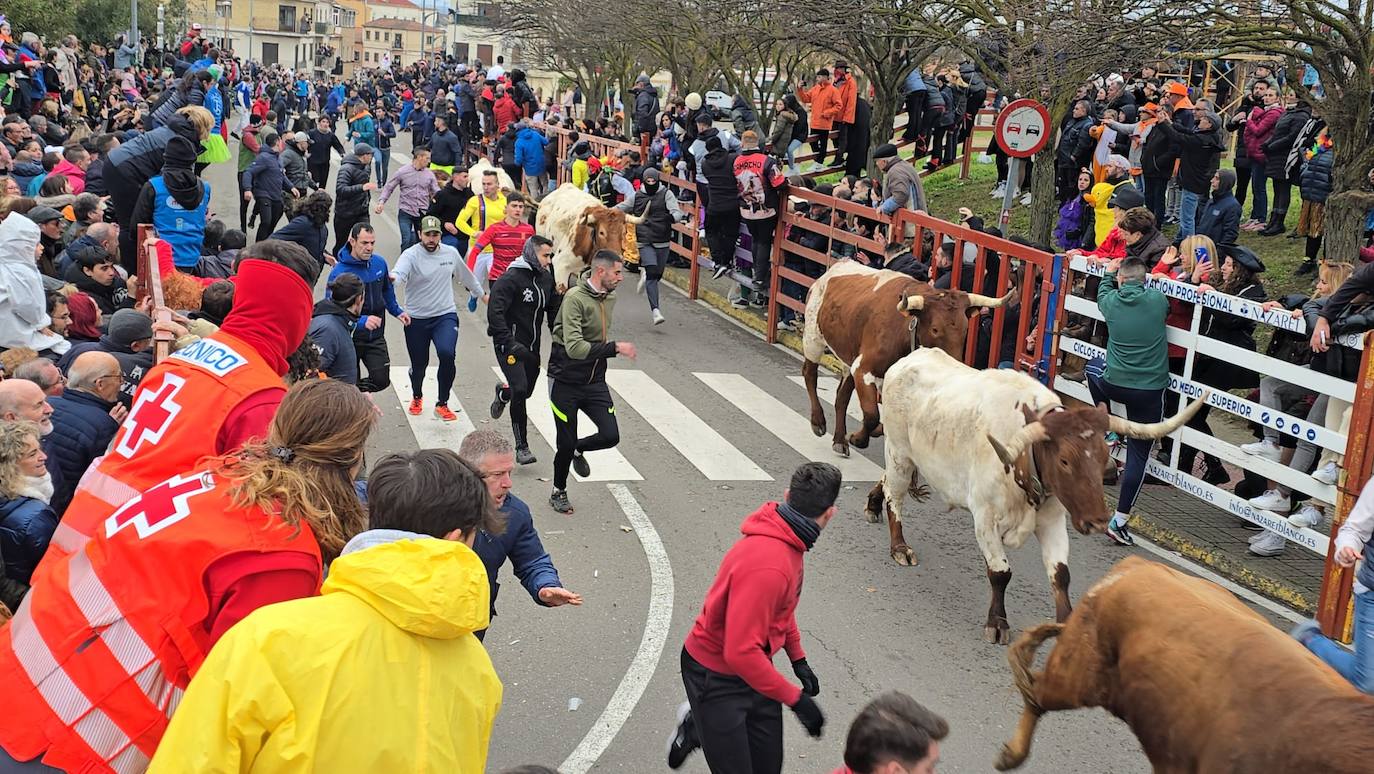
[0,213,69,355]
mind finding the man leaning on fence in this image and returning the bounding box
[1086,255,1170,547]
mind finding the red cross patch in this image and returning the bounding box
[114,374,187,459]
[105,472,215,540]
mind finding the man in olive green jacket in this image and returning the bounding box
[1086,255,1169,546]
[546,250,637,514]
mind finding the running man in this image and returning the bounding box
[488,234,560,464]
[547,250,635,514]
[467,191,535,292]
[457,169,508,303]
[393,216,485,420]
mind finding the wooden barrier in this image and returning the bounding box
[133,225,175,364]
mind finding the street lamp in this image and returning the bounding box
[217,0,231,53]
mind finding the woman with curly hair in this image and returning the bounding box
[0,378,377,772]
[272,190,334,273]
[0,420,57,592]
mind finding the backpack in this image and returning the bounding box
[590,169,618,205]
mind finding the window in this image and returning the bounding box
[215,2,232,18]
[454,43,469,62]
[341,10,356,27]
[277,4,296,32]
[477,44,492,65]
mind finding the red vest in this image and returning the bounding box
[0,470,321,773]
[46,331,283,564]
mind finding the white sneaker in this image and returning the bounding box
[990,182,1006,198]
[978,153,994,164]
[652,308,665,325]
[1240,439,1283,462]
[1313,461,1339,486]
[1289,504,1324,530]
[1248,489,1291,513]
[1249,530,1286,556]
[1019,192,1032,206]
[1248,530,1269,545]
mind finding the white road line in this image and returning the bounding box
[491,366,643,481]
[695,372,884,480]
[1131,536,1306,624]
[605,370,772,481]
[560,484,674,774]
[390,365,476,441]
[786,374,864,423]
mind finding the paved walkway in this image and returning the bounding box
[667,266,1326,614]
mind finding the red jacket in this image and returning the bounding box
[684,503,808,706]
[494,95,521,135]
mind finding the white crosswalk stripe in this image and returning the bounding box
[490,366,644,481]
[605,369,772,481]
[390,365,477,442]
[786,375,864,423]
[695,372,885,481]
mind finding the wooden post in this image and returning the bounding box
[765,211,786,344]
[1317,330,1374,640]
[135,225,175,364]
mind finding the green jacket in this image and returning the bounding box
[1098,272,1170,390]
[548,275,619,384]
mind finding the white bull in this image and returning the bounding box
[865,347,1205,644]
[466,157,516,196]
[535,183,638,292]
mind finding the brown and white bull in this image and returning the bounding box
[536,183,641,292]
[866,347,1205,642]
[997,556,1374,773]
[801,260,1012,457]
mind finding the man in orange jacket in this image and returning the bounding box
[831,60,858,168]
[796,69,841,169]
[39,239,320,568]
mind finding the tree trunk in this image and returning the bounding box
[1028,147,1056,247]
[1325,190,1366,265]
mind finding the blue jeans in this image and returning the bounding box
[1178,188,1201,239]
[1142,177,1168,226]
[441,232,468,256]
[1249,165,1269,221]
[1086,356,1164,516]
[375,151,391,186]
[786,139,802,170]
[1303,590,1374,694]
[404,313,459,405]
[399,100,414,130]
[397,211,422,252]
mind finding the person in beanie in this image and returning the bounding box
[874,143,925,218]
[668,462,839,771]
[489,236,560,465]
[630,167,691,324]
[333,143,378,257]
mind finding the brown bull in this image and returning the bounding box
[538,183,641,292]
[800,260,1011,457]
[998,556,1374,772]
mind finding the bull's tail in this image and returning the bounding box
[1006,622,1063,712]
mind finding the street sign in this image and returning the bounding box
[994,99,1051,159]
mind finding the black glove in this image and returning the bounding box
[790,693,825,738]
[792,658,819,697]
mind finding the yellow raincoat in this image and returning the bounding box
[148,536,502,773]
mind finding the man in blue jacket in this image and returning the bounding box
[459,428,581,642]
[241,131,299,242]
[514,122,550,200]
[326,224,410,393]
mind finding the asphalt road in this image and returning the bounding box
[198,128,1297,773]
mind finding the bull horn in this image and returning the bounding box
[967,289,1016,308]
[987,422,1049,469]
[624,212,645,225]
[1108,391,1212,440]
[897,294,925,313]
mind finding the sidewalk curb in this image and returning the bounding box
[666,267,1316,615]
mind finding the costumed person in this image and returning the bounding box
[0,378,377,772]
[34,240,319,569]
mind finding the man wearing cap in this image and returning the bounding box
[375,146,439,252]
[874,143,925,224]
[831,60,857,168]
[394,215,483,421]
[333,142,378,257]
[58,308,156,409]
[282,131,316,196]
[1161,81,1195,130]
[26,206,67,276]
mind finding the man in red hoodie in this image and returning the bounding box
[668,462,840,772]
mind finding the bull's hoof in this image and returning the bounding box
[984,624,1011,645]
[811,421,826,438]
[832,442,850,457]
[890,544,917,566]
[908,483,930,502]
[863,507,882,524]
[994,744,1027,771]
[847,432,871,450]
[871,423,884,438]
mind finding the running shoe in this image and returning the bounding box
[1105,519,1134,546]
[516,445,537,465]
[434,405,459,422]
[712,262,732,280]
[490,382,509,419]
[652,308,666,325]
[408,398,423,415]
[572,451,591,478]
[667,701,699,769]
[550,488,574,514]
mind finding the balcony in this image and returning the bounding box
[250,16,313,34]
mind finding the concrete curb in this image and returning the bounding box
[665,266,1316,615]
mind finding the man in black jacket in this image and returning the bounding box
[333,143,377,256]
[1055,100,1096,204]
[306,115,347,188]
[428,167,473,253]
[488,235,560,465]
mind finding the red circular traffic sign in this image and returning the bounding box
[994,99,1052,159]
